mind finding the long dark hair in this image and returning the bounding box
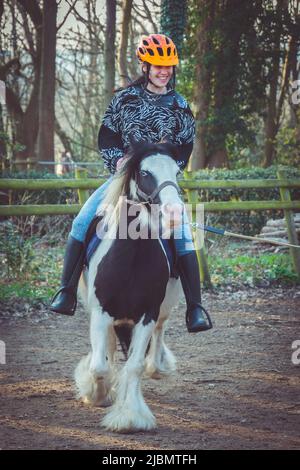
[114,63,176,92]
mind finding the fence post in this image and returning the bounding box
[277,170,300,278]
[75,167,90,205]
[184,171,212,288]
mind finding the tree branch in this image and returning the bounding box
[17,0,42,28]
[57,0,78,32]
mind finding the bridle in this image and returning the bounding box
[135,180,181,205]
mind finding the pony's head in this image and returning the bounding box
[101,139,184,235]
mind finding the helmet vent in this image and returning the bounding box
[147,48,155,56]
[157,47,163,56]
[152,36,160,45]
[143,40,149,46]
[167,47,171,56]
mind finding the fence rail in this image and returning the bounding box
[1,171,299,278]
[1,177,300,190]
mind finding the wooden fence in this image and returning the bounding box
[0,169,300,280]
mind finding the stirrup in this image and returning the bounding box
[186,304,213,332]
[50,286,77,316]
[50,286,69,303]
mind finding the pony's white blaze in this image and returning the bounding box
[142,153,183,231]
[141,153,181,204]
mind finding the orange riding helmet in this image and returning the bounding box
[136,34,179,66]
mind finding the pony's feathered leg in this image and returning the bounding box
[102,316,156,432]
[75,307,114,406]
[89,308,114,378]
[145,278,180,378]
[145,322,176,379]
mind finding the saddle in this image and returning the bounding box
[83,216,179,278]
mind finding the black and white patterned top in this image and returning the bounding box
[98,84,195,174]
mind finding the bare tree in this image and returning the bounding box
[189,0,214,170]
[263,0,299,167]
[118,0,133,87]
[36,0,57,170]
[103,0,116,110]
[1,0,43,168]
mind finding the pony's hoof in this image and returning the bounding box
[102,405,156,433]
[145,365,168,380]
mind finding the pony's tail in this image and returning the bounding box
[114,324,133,359]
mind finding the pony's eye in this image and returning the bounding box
[139,170,150,177]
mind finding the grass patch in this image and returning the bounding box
[0,243,63,303]
[208,252,299,287]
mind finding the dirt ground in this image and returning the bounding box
[0,286,300,450]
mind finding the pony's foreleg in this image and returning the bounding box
[89,308,114,378]
[75,307,114,407]
[102,317,156,432]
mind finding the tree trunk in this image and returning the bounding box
[160,0,187,56]
[118,0,133,88]
[207,148,228,168]
[263,0,289,168]
[0,57,40,169]
[103,0,116,110]
[263,56,280,167]
[0,103,7,170]
[289,28,300,145]
[36,0,57,171]
[206,0,242,168]
[189,0,214,170]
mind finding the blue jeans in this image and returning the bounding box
[71,177,195,256]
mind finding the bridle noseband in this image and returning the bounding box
[136,180,181,205]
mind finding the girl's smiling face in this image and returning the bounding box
[142,64,173,93]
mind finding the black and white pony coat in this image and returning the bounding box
[75,142,184,432]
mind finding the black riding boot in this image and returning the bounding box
[50,236,85,316]
[177,252,213,333]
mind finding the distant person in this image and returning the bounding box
[56,151,73,176]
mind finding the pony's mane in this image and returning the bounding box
[99,141,179,226]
